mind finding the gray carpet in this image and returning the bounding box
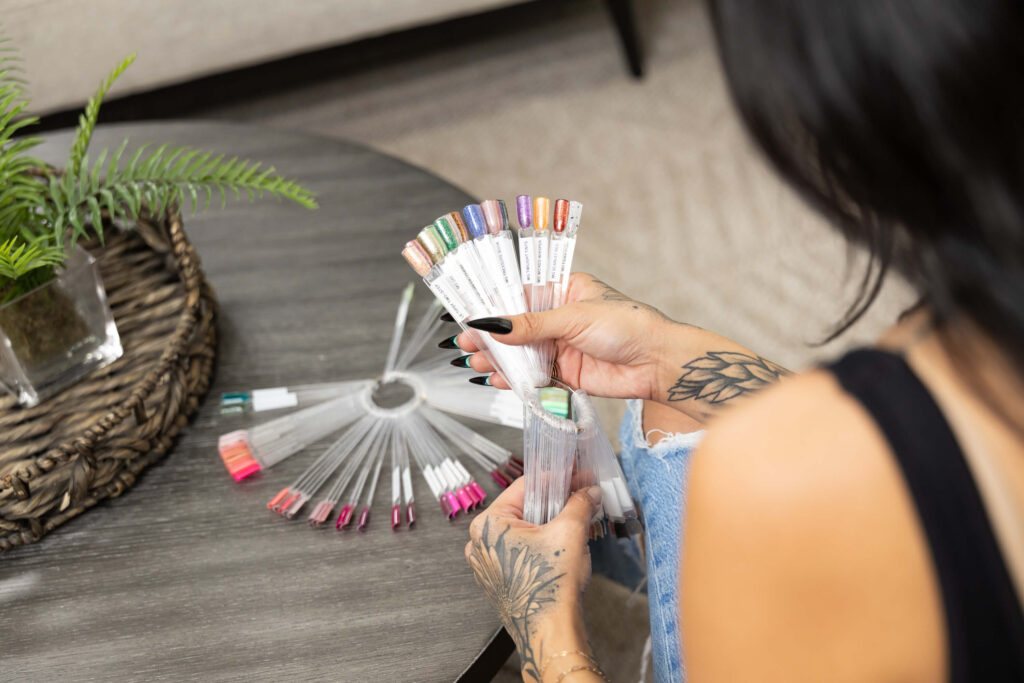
[199,0,916,677]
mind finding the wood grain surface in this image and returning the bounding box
[0,122,510,682]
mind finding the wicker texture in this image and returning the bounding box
[0,212,217,552]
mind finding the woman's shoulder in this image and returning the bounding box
[681,369,946,682]
[688,368,897,522]
[696,367,875,474]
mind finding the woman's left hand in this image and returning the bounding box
[465,478,603,682]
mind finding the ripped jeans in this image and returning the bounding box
[618,399,703,683]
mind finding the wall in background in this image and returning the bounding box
[4,0,525,113]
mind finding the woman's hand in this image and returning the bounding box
[453,272,790,423]
[465,478,605,682]
[457,273,675,402]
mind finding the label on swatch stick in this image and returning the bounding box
[448,263,488,313]
[520,236,536,285]
[495,236,527,313]
[428,274,469,322]
[455,253,493,311]
[562,238,577,283]
[535,238,549,288]
[251,388,299,412]
[495,237,521,288]
[488,239,511,291]
[548,240,566,283]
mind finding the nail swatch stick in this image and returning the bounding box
[390,426,402,529]
[481,199,527,315]
[529,196,552,317]
[516,194,535,293]
[218,387,371,481]
[384,283,415,376]
[529,196,556,374]
[394,299,444,372]
[552,200,582,311]
[220,379,371,415]
[392,427,416,525]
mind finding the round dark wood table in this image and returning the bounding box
[1,122,513,682]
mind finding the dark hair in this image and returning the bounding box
[708,0,1024,397]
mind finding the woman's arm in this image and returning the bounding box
[681,371,946,682]
[454,273,790,424]
[465,479,607,682]
[648,320,790,423]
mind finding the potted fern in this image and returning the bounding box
[0,52,316,407]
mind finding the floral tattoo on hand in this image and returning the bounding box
[467,517,564,682]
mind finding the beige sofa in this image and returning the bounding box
[5,0,528,114]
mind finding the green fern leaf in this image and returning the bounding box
[66,53,136,178]
[0,236,63,280]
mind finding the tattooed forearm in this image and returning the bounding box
[467,518,564,682]
[668,351,789,404]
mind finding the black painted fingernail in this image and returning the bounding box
[467,317,512,334]
[468,376,491,386]
[439,312,456,323]
[438,335,460,350]
[450,354,472,368]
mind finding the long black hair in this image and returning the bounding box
[708,0,1024,403]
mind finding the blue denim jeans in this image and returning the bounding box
[617,399,704,683]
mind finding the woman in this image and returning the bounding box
[459,1,1024,681]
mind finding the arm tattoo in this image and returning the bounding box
[467,517,564,682]
[668,351,789,404]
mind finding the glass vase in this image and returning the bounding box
[0,248,123,407]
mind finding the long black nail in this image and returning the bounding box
[450,354,472,368]
[439,312,456,323]
[467,317,512,334]
[438,335,460,350]
[468,376,491,386]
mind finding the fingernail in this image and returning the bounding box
[469,376,491,386]
[450,354,472,369]
[438,335,460,350]
[585,486,603,507]
[467,317,512,334]
[439,312,456,323]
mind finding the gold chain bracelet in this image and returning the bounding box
[541,650,608,682]
[554,664,610,682]
[541,649,598,673]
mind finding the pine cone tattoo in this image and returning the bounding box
[668,351,789,404]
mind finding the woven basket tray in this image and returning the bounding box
[0,211,217,552]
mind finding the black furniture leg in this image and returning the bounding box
[605,0,645,78]
[456,627,516,682]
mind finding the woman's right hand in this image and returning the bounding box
[453,272,789,423]
[455,273,676,402]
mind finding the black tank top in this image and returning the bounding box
[829,349,1024,682]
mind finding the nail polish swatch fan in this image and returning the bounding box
[216,284,526,531]
[401,196,642,533]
